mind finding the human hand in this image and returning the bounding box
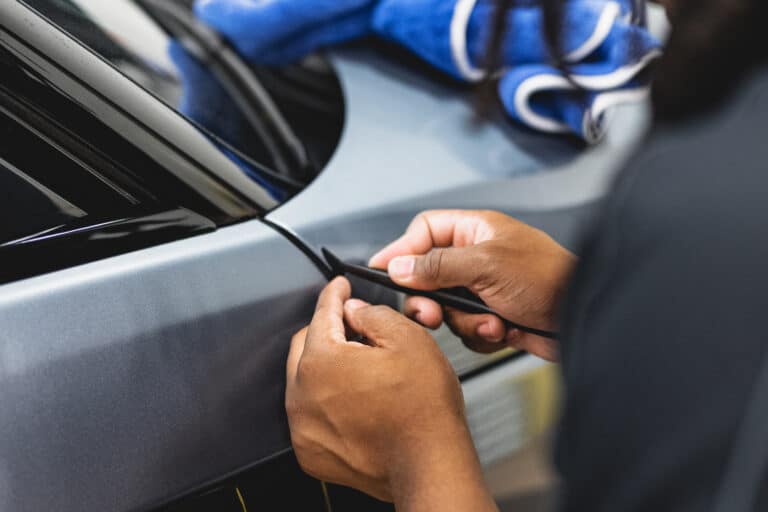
[286,278,497,510]
[370,210,576,361]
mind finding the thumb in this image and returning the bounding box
[387,246,489,291]
[343,301,413,348]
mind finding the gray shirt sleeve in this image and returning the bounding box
[553,68,768,512]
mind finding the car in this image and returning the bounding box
[0,0,660,510]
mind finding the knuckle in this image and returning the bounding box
[478,209,498,220]
[443,309,467,333]
[295,357,314,380]
[290,437,315,471]
[475,243,497,265]
[369,304,391,317]
[285,396,300,417]
[410,211,432,231]
[416,209,437,221]
[314,303,332,317]
[421,250,444,281]
[291,327,307,342]
[472,244,503,288]
[480,209,513,226]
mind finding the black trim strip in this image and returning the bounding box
[260,218,335,280]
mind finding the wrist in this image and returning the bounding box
[389,422,498,512]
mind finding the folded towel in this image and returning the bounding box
[372,0,650,80]
[374,0,659,140]
[194,0,377,64]
[493,2,661,141]
[499,65,652,143]
[194,0,661,142]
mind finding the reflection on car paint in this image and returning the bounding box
[23,0,345,196]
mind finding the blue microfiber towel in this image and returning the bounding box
[372,0,660,140]
[372,0,643,81]
[495,3,660,141]
[194,0,661,142]
[499,65,651,143]
[194,0,377,65]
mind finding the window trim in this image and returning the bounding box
[0,207,216,284]
[1,1,278,218]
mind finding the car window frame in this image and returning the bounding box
[0,1,283,283]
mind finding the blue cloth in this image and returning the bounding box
[194,0,377,64]
[195,0,660,142]
[491,1,661,141]
[372,0,660,140]
[499,66,650,143]
[373,0,640,80]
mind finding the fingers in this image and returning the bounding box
[369,210,479,269]
[343,302,413,348]
[286,327,308,383]
[508,331,560,362]
[388,246,490,291]
[403,296,443,329]
[443,308,509,354]
[305,277,351,351]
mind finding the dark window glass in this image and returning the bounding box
[0,159,85,245]
[22,0,345,189]
[0,78,215,283]
[0,109,137,245]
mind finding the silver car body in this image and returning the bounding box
[0,1,666,510]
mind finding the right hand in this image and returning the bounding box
[369,210,576,361]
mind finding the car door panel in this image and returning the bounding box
[0,219,325,511]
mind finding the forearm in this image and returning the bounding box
[390,425,499,512]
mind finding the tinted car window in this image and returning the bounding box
[0,54,215,283]
[0,159,85,245]
[0,107,139,245]
[23,0,344,189]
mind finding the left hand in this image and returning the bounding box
[286,278,497,510]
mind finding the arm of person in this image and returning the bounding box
[369,210,576,361]
[286,278,499,511]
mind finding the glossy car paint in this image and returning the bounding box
[0,1,667,511]
[0,219,325,511]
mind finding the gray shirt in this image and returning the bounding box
[555,67,768,511]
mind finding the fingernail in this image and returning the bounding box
[477,323,503,343]
[389,256,415,280]
[345,299,368,312]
